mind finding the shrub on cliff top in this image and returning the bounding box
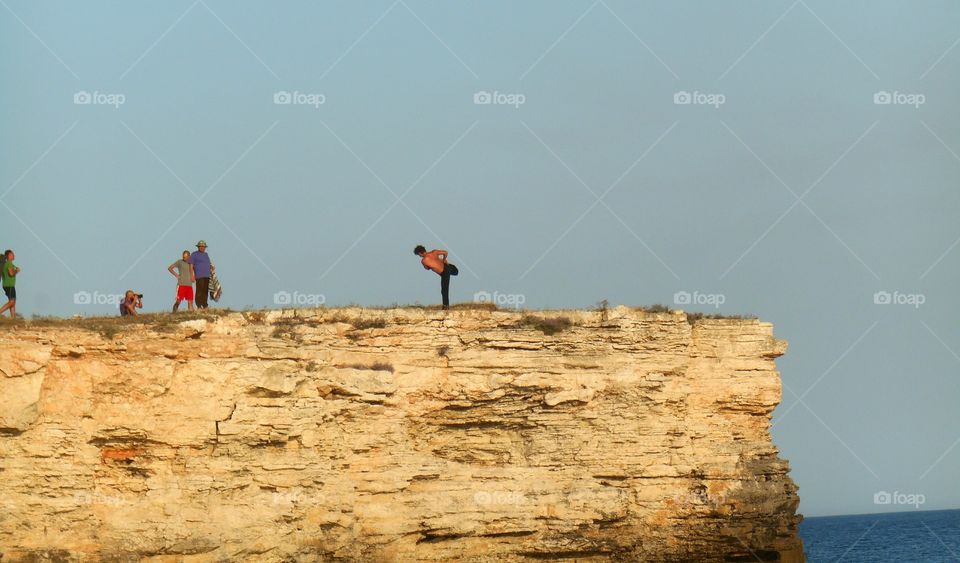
[520,315,573,336]
[324,314,387,330]
[351,318,386,330]
[685,312,757,325]
[637,304,671,313]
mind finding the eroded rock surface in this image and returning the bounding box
[0,307,803,562]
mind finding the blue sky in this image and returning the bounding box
[2,0,958,518]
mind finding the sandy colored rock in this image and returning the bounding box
[0,307,803,562]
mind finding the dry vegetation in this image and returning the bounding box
[1,310,237,339]
[636,304,672,313]
[519,315,574,336]
[685,312,757,325]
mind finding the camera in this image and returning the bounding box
[136,294,144,299]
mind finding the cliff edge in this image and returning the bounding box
[0,306,803,562]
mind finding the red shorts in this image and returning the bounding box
[176,285,194,301]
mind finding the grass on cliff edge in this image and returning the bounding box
[632,304,757,325]
[2,310,237,339]
[1,304,758,339]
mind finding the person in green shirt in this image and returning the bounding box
[1,249,20,318]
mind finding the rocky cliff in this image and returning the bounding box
[0,306,803,562]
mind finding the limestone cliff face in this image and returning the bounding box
[0,307,803,562]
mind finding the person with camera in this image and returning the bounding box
[168,250,194,312]
[120,290,143,317]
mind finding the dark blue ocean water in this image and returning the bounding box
[800,509,960,562]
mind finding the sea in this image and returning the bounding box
[800,509,960,562]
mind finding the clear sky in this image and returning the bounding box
[2,0,958,518]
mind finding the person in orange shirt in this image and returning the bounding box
[414,245,458,309]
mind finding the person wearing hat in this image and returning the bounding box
[188,240,215,309]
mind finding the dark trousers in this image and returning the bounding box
[195,277,209,309]
[440,264,458,308]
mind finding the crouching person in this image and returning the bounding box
[120,290,143,317]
